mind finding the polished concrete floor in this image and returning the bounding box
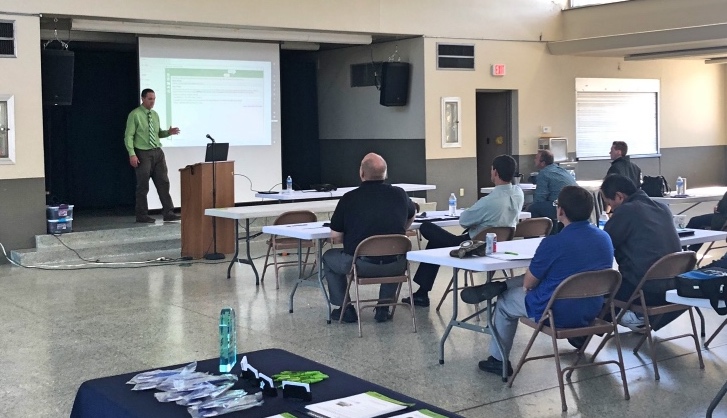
[2,226,727,417]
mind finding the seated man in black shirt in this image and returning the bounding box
[322,153,416,323]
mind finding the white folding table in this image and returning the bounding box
[262,211,532,323]
[205,200,339,282]
[652,186,727,215]
[255,183,436,200]
[406,238,542,381]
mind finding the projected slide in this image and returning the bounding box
[139,57,272,147]
[138,37,282,208]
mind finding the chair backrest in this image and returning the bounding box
[473,226,516,242]
[352,234,412,259]
[642,251,697,282]
[541,269,622,315]
[273,210,317,225]
[514,217,553,238]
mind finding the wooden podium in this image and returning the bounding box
[180,161,235,259]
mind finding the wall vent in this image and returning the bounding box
[0,21,15,57]
[437,43,474,70]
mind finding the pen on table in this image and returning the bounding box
[504,251,518,255]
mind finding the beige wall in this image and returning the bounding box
[423,37,726,160]
[7,0,564,40]
[562,0,727,40]
[0,15,44,180]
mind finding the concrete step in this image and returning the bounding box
[11,209,333,266]
[35,222,182,250]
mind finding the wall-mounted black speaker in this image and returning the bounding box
[41,49,75,106]
[379,62,410,107]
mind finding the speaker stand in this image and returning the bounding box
[205,145,225,260]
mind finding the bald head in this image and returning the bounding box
[360,153,387,181]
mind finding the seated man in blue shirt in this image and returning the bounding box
[402,155,524,307]
[528,149,576,228]
[460,186,614,376]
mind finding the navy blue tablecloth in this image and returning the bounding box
[70,348,461,418]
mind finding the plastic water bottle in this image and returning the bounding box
[676,176,685,195]
[448,193,457,216]
[286,175,293,194]
[219,307,237,373]
[598,211,609,230]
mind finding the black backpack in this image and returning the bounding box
[641,175,670,197]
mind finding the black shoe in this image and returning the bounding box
[461,282,507,304]
[402,293,430,307]
[478,356,513,376]
[374,307,391,323]
[567,336,588,350]
[163,214,181,222]
[136,215,156,223]
[331,306,358,323]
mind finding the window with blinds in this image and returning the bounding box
[575,78,659,159]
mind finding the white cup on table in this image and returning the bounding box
[673,214,687,229]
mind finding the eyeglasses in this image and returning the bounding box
[552,200,559,207]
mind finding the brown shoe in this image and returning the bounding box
[136,215,156,223]
[163,214,181,222]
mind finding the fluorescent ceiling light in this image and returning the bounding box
[625,46,727,61]
[72,19,372,45]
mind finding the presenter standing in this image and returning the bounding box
[124,88,181,223]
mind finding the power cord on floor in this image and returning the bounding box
[0,241,229,271]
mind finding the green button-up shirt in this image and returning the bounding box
[124,106,171,157]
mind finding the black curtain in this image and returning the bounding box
[43,42,138,210]
[280,50,321,189]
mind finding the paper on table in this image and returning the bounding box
[486,251,534,261]
[305,391,409,418]
[263,414,297,418]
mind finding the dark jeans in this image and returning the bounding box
[686,213,714,251]
[134,148,175,219]
[614,279,683,332]
[412,222,470,293]
[322,249,406,307]
[528,201,558,234]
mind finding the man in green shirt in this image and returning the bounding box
[124,88,181,223]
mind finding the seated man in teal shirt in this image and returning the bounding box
[461,186,613,376]
[528,149,576,230]
[402,155,524,307]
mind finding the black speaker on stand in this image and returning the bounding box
[205,137,225,260]
[379,62,410,107]
[41,49,75,106]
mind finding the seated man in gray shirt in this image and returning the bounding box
[402,155,524,307]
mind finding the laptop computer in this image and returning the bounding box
[205,143,229,162]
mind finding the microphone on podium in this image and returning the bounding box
[206,134,216,143]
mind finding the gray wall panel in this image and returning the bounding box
[0,178,46,262]
[514,145,727,189]
[320,138,426,189]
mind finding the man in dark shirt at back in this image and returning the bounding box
[322,153,416,324]
[607,141,641,188]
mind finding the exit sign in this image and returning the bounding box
[491,64,506,77]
